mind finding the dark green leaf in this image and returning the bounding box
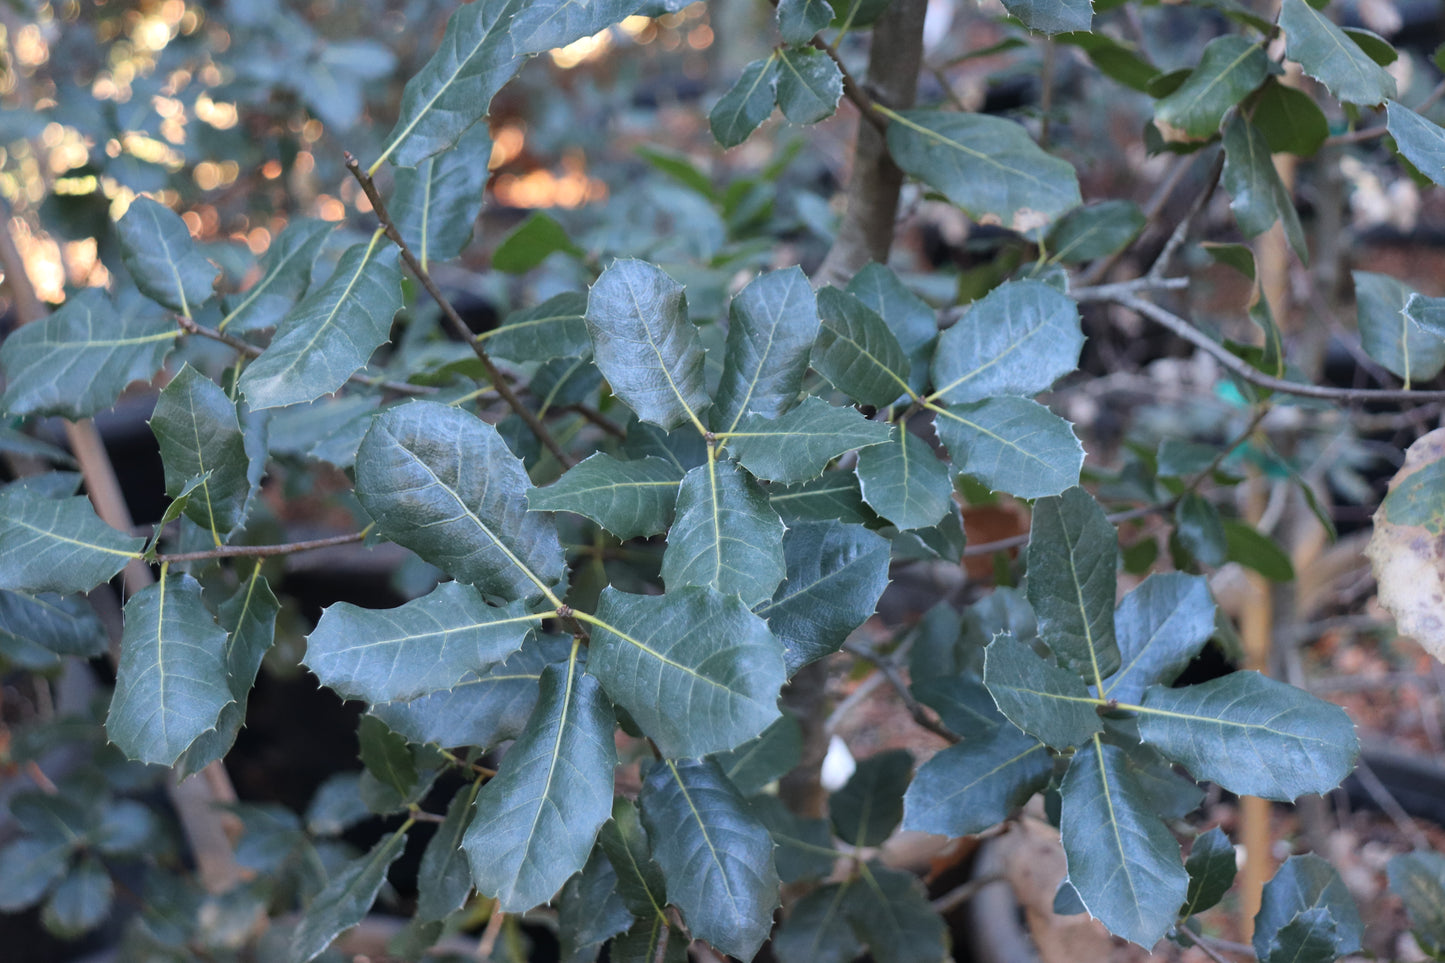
[1054,31,1157,92]
[354,401,566,604]
[303,773,369,837]
[1354,270,1445,384]
[714,714,803,796]
[358,714,420,803]
[636,144,714,198]
[1103,572,1216,703]
[830,748,912,846]
[585,259,709,432]
[1026,487,1120,683]
[1253,855,1363,962]
[1138,671,1358,800]
[392,122,491,267]
[219,218,334,334]
[1047,201,1146,263]
[1223,519,1296,581]
[639,758,780,959]
[845,262,937,372]
[813,287,911,408]
[150,365,253,539]
[0,837,68,911]
[750,794,838,883]
[984,635,1103,748]
[493,211,585,273]
[40,856,112,938]
[714,266,819,430]
[1254,81,1330,156]
[1182,827,1237,916]
[1059,740,1187,947]
[1388,851,1445,956]
[611,917,687,963]
[587,586,785,758]
[1279,0,1396,105]
[903,723,1051,836]
[0,590,106,669]
[769,470,878,525]
[856,428,952,531]
[464,645,616,911]
[776,46,842,125]
[600,798,669,920]
[508,0,642,53]
[559,846,633,963]
[1107,728,1204,818]
[116,196,217,315]
[1343,26,1397,65]
[1174,492,1227,566]
[662,458,786,607]
[1388,101,1445,188]
[1002,0,1092,34]
[1154,37,1267,140]
[0,489,141,595]
[773,881,864,963]
[480,292,592,363]
[290,829,408,963]
[911,671,1007,734]
[1223,114,1308,262]
[725,397,892,484]
[778,0,834,43]
[933,397,1083,499]
[885,110,1081,230]
[529,453,681,539]
[0,289,175,420]
[846,864,949,963]
[710,55,780,148]
[239,238,404,409]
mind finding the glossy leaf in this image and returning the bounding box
[1253,855,1363,963]
[903,723,1052,837]
[612,917,687,963]
[529,452,681,539]
[150,365,253,539]
[1026,487,1120,681]
[772,881,864,963]
[1060,740,1188,947]
[769,470,878,526]
[464,648,617,912]
[219,218,334,334]
[1388,851,1445,956]
[587,586,785,758]
[1103,572,1216,703]
[830,749,912,846]
[845,262,937,386]
[725,398,892,484]
[391,122,492,267]
[493,211,585,273]
[1222,114,1308,262]
[813,286,911,408]
[239,237,405,409]
[1387,101,1445,187]
[306,582,537,703]
[1174,491,1226,566]
[1182,826,1237,917]
[290,829,408,963]
[778,0,833,43]
[0,590,106,669]
[508,0,643,54]
[885,109,1081,230]
[1154,37,1266,140]
[600,798,669,920]
[1054,31,1157,91]
[1279,0,1396,106]
[933,397,1083,499]
[1254,81,1330,157]
[714,714,803,796]
[0,289,175,420]
[662,458,787,607]
[750,794,838,883]
[758,519,892,674]
[714,266,819,430]
[585,259,709,432]
[639,758,780,959]
[381,0,527,167]
[1047,200,1146,263]
[1002,0,1092,34]
[559,847,633,963]
[480,292,592,363]
[116,196,217,315]
[710,55,779,148]
[0,489,141,596]
[1223,519,1296,581]
[928,279,1083,405]
[1354,270,1445,384]
[775,46,842,125]
[847,864,949,963]
[354,401,566,604]
[856,428,953,531]
[984,635,1103,748]
[357,715,421,805]
[911,671,1008,734]
[107,573,232,766]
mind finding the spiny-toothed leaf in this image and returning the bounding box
[371,633,572,748]
[769,470,879,526]
[775,45,842,124]
[714,266,819,430]
[1001,0,1092,34]
[902,722,1051,837]
[416,782,480,922]
[1388,101,1445,188]
[479,292,592,363]
[757,519,891,675]
[772,881,864,963]
[845,865,949,963]
[115,196,217,315]
[0,838,68,911]
[150,365,254,539]
[1060,740,1188,947]
[885,110,1081,231]
[559,845,634,963]
[358,715,420,803]
[1253,855,1363,963]
[830,749,912,847]
[528,452,682,539]
[928,280,1083,405]
[289,829,408,963]
[0,591,107,669]
[239,237,405,409]
[1222,114,1308,263]
[391,121,492,267]
[1137,671,1359,800]
[508,0,643,54]
[710,55,780,148]
[354,401,566,604]
[493,211,585,273]
[856,428,953,531]
[601,797,669,920]
[639,758,780,960]
[219,218,335,334]
[1154,36,1267,140]
[1104,725,1204,818]
[0,289,175,420]
[1103,572,1216,702]
[984,634,1103,749]
[725,397,892,484]
[305,582,538,703]
[911,671,1008,734]
[1182,827,1237,917]
[587,586,784,758]
[612,917,687,963]
[1279,0,1396,106]
[714,714,803,796]
[585,259,709,432]
[1353,271,1445,384]
[1387,852,1445,957]
[1046,200,1146,264]
[1026,487,1119,683]
[0,489,142,595]
[933,397,1083,498]
[778,0,833,43]
[813,287,911,408]
[40,856,112,939]
[662,459,787,607]
[106,573,232,767]
[381,0,527,168]
[846,263,937,390]
[463,646,617,912]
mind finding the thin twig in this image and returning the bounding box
[1184,931,1243,963]
[1179,405,1271,498]
[930,874,1002,914]
[344,154,575,467]
[811,36,888,133]
[841,640,961,743]
[155,530,368,564]
[1147,148,1225,280]
[1324,76,1445,146]
[562,403,627,439]
[1351,757,1433,851]
[1077,153,1197,286]
[961,502,1170,558]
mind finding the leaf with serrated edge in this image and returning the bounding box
[1388,101,1445,188]
[778,0,833,43]
[845,864,949,963]
[846,262,937,362]
[559,845,634,963]
[392,122,491,267]
[1060,740,1188,947]
[773,881,864,963]
[711,55,780,148]
[662,458,786,607]
[150,365,253,540]
[1182,826,1237,917]
[769,470,878,526]
[239,237,404,409]
[725,397,892,484]
[1137,671,1359,801]
[508,0,643,54]
[1154,36,1267,140]
[1222,115,1308,262]
[219,219,334,334]
[0,289,175,420]
[115,196,217,315]
[885,110,1081,231]
[813,287,911,408]
[463,644,616,912]
[585,259,709,432]
[856,428,954,531]
[354,401,565,604]
[289,829,408,963]
[1001,0,1092,34]
[1253,854,1363,962]
[933,397,1083,499]
[586,586,784,758]
[1279,0,1395,106]
[1353,271,1445,384]
[106,573,232,766]
[0,489,142,595]
[528,452,682,539]
[601,797,670,920]
[1103,573,1216,702]
[928,280,1083,405]
[714,266,819,430]
[1047,201,1147,264]
[479,292,592,363]
[903,723,1052,837]
[305,582,537,703]
[0,591,107,669]
[416,782,480,922]
[776,46,842,125]
[984,635,1103,749]
[714,714,803,796]
[830,749,912,847]
[640,758,780,960]
[1026,486,1120,682]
